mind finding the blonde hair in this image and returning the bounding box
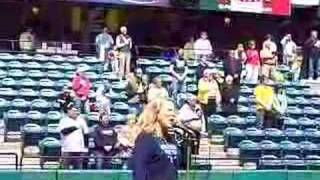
[127,98,176,146]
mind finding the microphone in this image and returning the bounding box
[173,124,195,136]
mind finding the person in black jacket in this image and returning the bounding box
[221,75,240,116]
[131,98,179,180]
[304,30,320,80]
[224,49,243,83]
[92,112,118,169]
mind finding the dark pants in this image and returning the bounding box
[308,56,320,79]
[201,99,216,131]
[257,110,277,129]
[222,104,237,117]
[62,152,86,169]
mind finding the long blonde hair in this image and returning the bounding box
[127,98,176,146]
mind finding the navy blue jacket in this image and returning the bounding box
[132,132,178,180]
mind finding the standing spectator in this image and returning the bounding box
[260,42,278,79]
[194,31,213,60]
[58,103,89,169]
[19,27,35,51]
[95,27,114,62]
[224,50,242,82]
[107,46,120,73]
[281,34,297,66]
[262,34,277,54]
[197,69,221,127]
[245,40,260,84]
[116,26,132,79]
[304,30,320,80]
[92,112,118,169]
[183,37,195,61]
[72,67,92,113]
[255,76,275,129]
[147,77,169,102]
[221,75,240,116]
[170,58,188,98]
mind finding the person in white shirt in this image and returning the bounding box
[116,26,133,79]
[147,77,169,102]
[95,27,114,62]
[19,28,35,51]
[194,31,213,60]
[58,103,89,169]
[281,34,297,66]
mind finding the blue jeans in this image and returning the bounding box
[171,78,186,99]
[308,56,320,79]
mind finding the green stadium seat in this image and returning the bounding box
[0,98,9,118]
[0,61,7,69]
[56,79,70,90]
[11,98,30,112]
[19,78,38,89]
[43,62,59,71]
[1,78,18,89]
[0,69,7,79]
[87,112,100,127]
[109,112,127,126]
[224,127,245,149]
[39,79,56,89]
[25,61,42,70]
[49,55,65,64]
[28,70,46,80]
[239,140,261,165]
[0,88,18,100]
[4,110,26,141]
[101,72,119,83]
[245,127,265,143]
[21,123,45,147]
[40,89,59,101]
[47,123,60,139]
[280,140,301,157]
[31,99,51,113]
[0,53,15,62]
[7,61,23,69]
[85,71,99,81]
[47,70,64,80]
[112,102,129,115]
[83,56,101,64]
[67,56,83,63]
[39,137,61,169]
[19,88,39,101]
[8,69,27,80]
[265,128,285,143]
[64,71,75,80]
[33,54,49,62]
[60,62,76,71]
[46,111,62,124]
[111,81,127,94]
[27,110,46,125]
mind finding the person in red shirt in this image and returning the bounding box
[245,40,260,84]
[72,67,92,113]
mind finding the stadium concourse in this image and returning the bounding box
[0,50,319,170]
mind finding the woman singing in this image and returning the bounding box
[131,98,178,180]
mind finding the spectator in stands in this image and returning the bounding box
[127,68,148,105]
[272,85,287,128]
[57,87,74,112]
[260,41,278,79]
[291,48,303,81]
[224,50,242,82]
[198,69,221,127]
[281,33,297,66]
[178,93,204,154]
[107,46,119,73]
[262,34,277,54]
[95,27,114,62]
[183,36,195,61]
[19,27,35,51]
[194,31,213,60]
[116,26,133,79]
[92,110,118,169]
[170,58,188,98]
[304,30,320,80]
[221,75,240,116]
[147,77,169,102]
[245,40,260,84]
[72,67,92,113]
[58,103,89,169]
[131,98,178,180]
[95,86,111,116]
[255,76,275,129]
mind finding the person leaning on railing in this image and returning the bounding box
[19,27,35,51]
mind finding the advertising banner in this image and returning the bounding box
[292,0,319,6]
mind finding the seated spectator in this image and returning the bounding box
[92,112,118,169]
[95,86,111,116]
[127,68,148,104]
[245,40,260,84]
[72,67,92,113]
[255,76,275,129]
[272,85,288,129]
[170,58,188,98]
[198,69,221,129]
[19,27,35,51]
[178,94,205,154]
[221,75,240,116]
[147,77,169,102]
[58,103,89,169]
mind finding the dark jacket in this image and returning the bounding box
[221,84,240,115]
[223,57,242,77]
[92,123,118,153]
[132,133,178,180]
